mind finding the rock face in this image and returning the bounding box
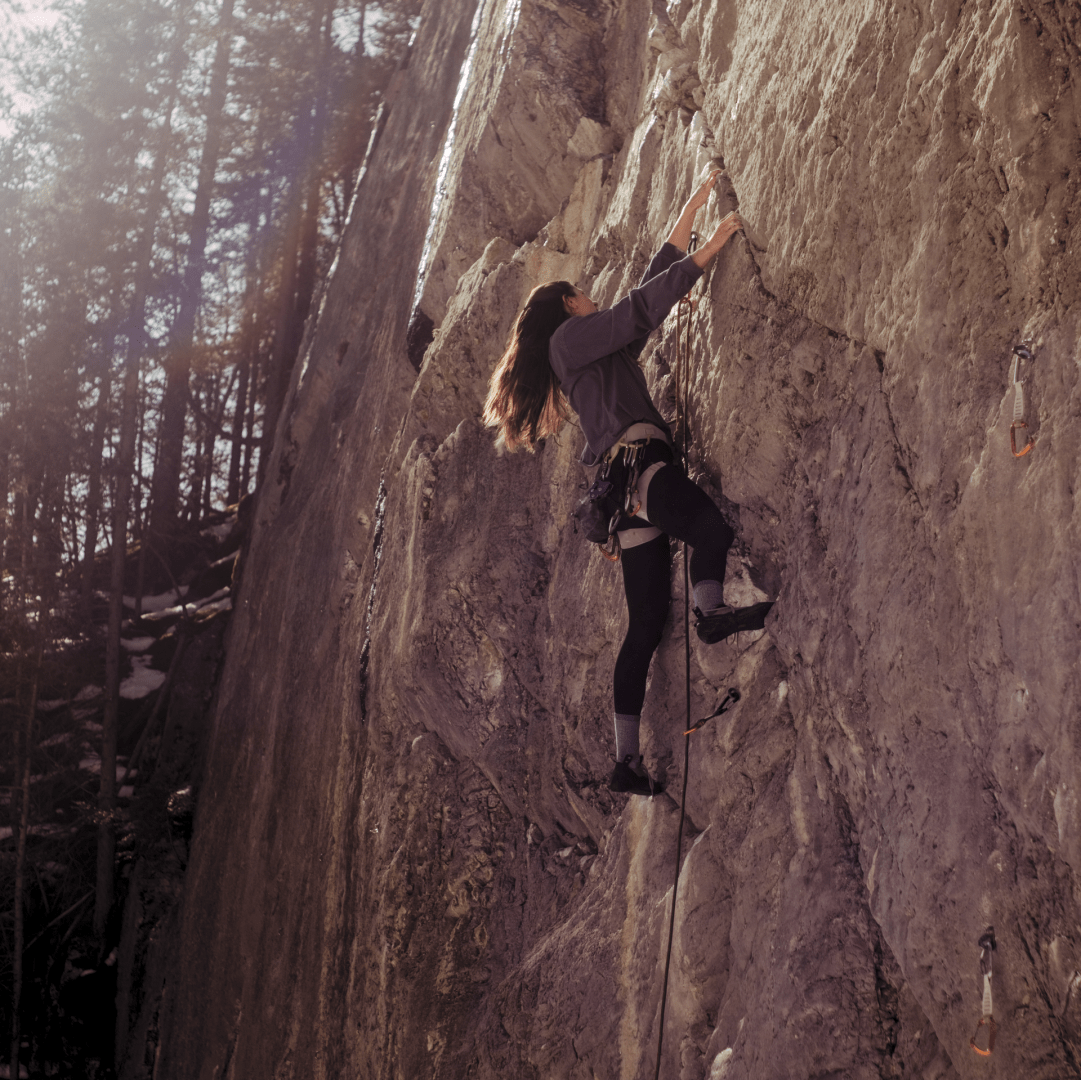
[156,0,1081,1077]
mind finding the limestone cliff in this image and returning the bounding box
[157,0,1081,1077]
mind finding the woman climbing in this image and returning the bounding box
[483,169,773,797]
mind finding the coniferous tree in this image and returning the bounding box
[149,0,236,542]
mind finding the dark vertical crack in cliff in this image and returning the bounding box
[358,473,388,724]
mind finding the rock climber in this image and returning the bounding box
[483,169,773,797]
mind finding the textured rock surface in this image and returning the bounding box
[157,0,1081,1077]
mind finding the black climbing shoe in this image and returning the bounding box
[695,601,774,644]
[609,756,663,797]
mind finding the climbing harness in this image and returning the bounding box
[1009,345,1035,458]
[684,687,740,735]
[575,430,665,560]
[970,927,997,1057]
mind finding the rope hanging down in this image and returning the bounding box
[653,233,741,1080]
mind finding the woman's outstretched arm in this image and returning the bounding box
[666,169,722,251]
[691,209,742,268]
[666,168,744,268]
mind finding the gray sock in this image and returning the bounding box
[693,578,725,612]
[614,713,641,763]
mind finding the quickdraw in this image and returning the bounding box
[1009,345,1035,458]
[970,927,997,1057]
[592,436,655,561]
[616,440,647,518]
[684,687,741,735]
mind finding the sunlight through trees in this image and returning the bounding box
[1,0,420,1072]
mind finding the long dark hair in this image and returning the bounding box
[483,280,575,451]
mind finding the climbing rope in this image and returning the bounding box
[970,928,997,1056]
[653,234,699,1080]
[673,238,699,457]
[654,233,741,1080]
[1009,345,1034,458]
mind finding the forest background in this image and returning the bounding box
[1,0,420,1073]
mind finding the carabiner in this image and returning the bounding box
[970,1016,996,1057]
[1010,419,1033,458]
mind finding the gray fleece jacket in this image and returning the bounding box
[548,243,704,464]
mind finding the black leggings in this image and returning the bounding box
[613,464,734,716]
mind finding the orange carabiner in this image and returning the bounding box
[970,1016,996,1056]
[1010,419,1034,458]
[598,535,620,562]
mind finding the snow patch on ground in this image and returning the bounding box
[140,601,196,622]
[76,684,102,701]
[38,732,73,748]
[201,520,233,541]
[123,586,189,612]
[122,636,156,651]
[138,587,231,623]
[198,596,233,616]
[0,823,71,840]
[77,755,132,781]
[120,655,167,699]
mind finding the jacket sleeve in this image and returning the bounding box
[554,246,702,373]
[639,242,682,286]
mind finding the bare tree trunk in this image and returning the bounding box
[6,154,31,1080]
[10,456,59,1080]
[149,0,236,540]
[10,599,45,1080]
[186,378,205,523]
[259,0,336,481]
[227,269,265,504]
[241,349,259,495]
[9,485,34,1080]
[81,351,114,610]
[294,1,335,333]
[134,368,150,618]
[201,414,216,517]
[96,338,139,940]
[94,18,188,938]
[227,344,251,504]
[0,437,9,594]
